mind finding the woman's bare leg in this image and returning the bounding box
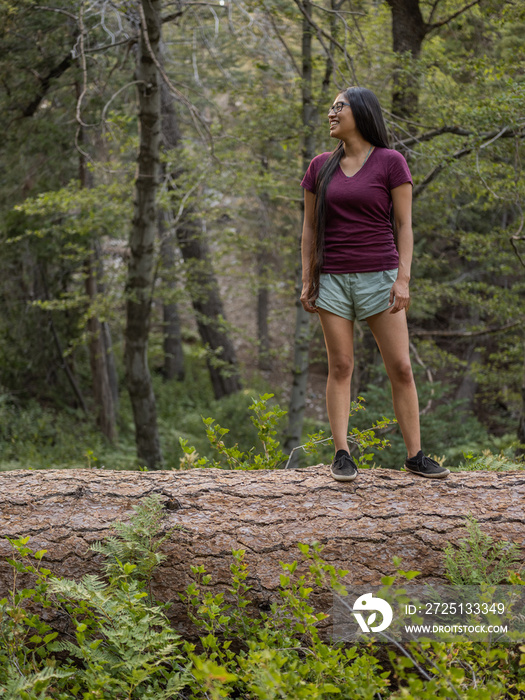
[318,310,355,453]
[366,308,421,458]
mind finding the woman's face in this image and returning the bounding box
[328,92,356,139]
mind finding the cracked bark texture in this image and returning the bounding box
[0,467,524,638]
[124,0,163,469]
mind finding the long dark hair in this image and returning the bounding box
[309,87,390,298]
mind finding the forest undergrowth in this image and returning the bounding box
[0,349,523,473]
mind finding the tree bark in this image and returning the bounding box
[385,0,427,123]
[78,93,117,443]
[21,53,73,118]
[159,213,185,382]
[517,338,525,457]
[257,181,272,372]
[284,0,317,464]
[158,56,185,382]
[176,222,242,399]
[124,0,163,469]
[257,281,271,371]
[158,68,241,398]
[454,345,481,417]
[95,238,120,416]
[102,320,119,415]
[84,250,117,443]
[1,467,524,640]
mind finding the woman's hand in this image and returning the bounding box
[389,277,410,314]
[300,282,318,314]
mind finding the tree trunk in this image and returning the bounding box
[159,213,185,382]
[385,0,427,123]
[284,0,317,464]
[257,282,271,371]
[158,54,185,382]
[84,251,117,443]
[77,99,117,443]
[1,467,524,640]
[455,345,481,416]
[176,221,242,399]
[124,0,163,469]
[158,68,240,398]
[102,320,119,415]
[517,338,525,457]
[257,182,272,372]
[94,238,119,416]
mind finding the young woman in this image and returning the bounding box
[300,86,449,482]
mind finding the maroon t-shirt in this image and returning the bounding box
[301,147,413,273]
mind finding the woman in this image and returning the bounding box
[300,86,449,482]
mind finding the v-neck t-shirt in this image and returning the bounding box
[300,147,413,274]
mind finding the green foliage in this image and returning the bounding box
[90,495,175,594]
[48,571,188,700]
[0,181,130,404]
[201,393,288,470]
[0,536,68,698]
[177,392,396,470]
[386,637,524,700]
[0,501,189,699]
[181,544,388,700]
[458,448,525,471]
[1,500,525,698]
[177,392,286,470]
[345,396,396,468]
[0,396,128,471]
[443,514,522,585]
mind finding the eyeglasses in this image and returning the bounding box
[328,101,351,116]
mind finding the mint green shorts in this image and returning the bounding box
[316,269,398,321]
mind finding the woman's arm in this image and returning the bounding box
[390,182,413,314]
[300,189,318,314]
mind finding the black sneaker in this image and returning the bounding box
[331,450,358,482]
[404,451,450,479]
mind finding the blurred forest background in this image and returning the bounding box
[0,0,524,472]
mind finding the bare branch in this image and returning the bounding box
[33,4,78,21]
[75,2,90,131]
[510,208,525,269]
[427,0,481,31]
[412,124,524,198]
[83,35,138,53]
[510,236,525,269]
[19,53,73,118]
[397,125,473,147]
[409,341,434,415]
[101,80,146,123]
[411,319,523,338]
[292,0,358,85]
[162,11,184,23]
[479,126,510,149]
[263,2,301,77]
[193,7,236,85]
[398,124,524,149]
[427,0,443,26]
[310,1,365,15]
[413,145,472,198]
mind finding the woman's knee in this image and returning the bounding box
[329,355,354,381]
[388,358,414,386]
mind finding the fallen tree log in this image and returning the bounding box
[0,466,524,637]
